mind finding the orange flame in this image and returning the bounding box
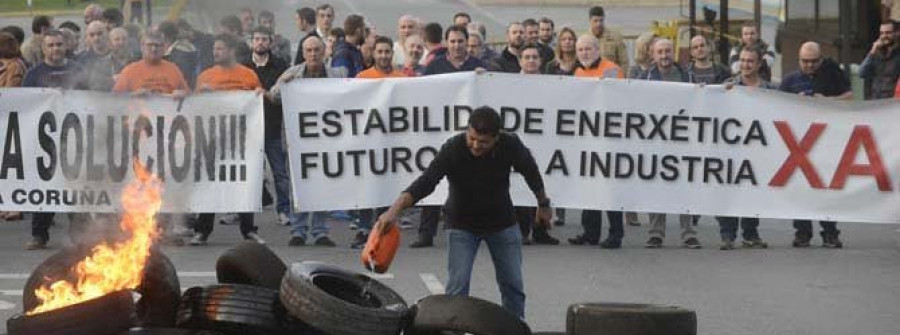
[27,159,162,315]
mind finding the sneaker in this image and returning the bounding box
[792,236,811,248]
[532,232,560,245]
[645,237,663,248]
[288,236,306,246]
[683,237,702,249]
[741,238,769,249]
[189,233,208,246]
[25,237,47,250]
[277,213,291,226]
[599,238,621,249]
[160,235,185,246]
[244,232,266,244]
[172,224,194,237]
[409,237,434,248]
[821,232,843,249]
[218,213,239,225]
[568,235,599,246]
[314,236,336,247]
[350,232,368,249]
[719,240,735,250]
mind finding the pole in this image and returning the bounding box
[719,0,729,62]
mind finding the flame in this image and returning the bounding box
[27,159,162,315]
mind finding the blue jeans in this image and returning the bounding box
[290,212,329,239]
[447,224,525,319]
[716,217,760,241]
[264,138,292,217]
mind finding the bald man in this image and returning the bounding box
[779,42,849,249]
[780,42,852,99]
[644,38,688,82]
[393,15,418,66]
[77,21,116,91]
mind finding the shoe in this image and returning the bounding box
[350,232,368,249]
[719,240,735,250]
[792,236,811,248]
[288,236,306,246]
[553,219,565,226]
[627,221,641,226]
[409,237,434,248]
[532,232,560,245]
[244,232,266,244]
[741,238,769,249]
[683,237,702,249]
[189,233,208,246]
[314,236,336,247]
[25,237,47,250]
[821,232,843,249]
[399,220,414,230]
[277,213,291,226]
[568,235,599,246]
[645,237,663,248]
[172,224,194,237]
[218,213,239,225]
[599,238,621,249]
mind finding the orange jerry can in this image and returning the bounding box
[361,223,400,273]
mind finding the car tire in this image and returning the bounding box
[566,302,697,335]
[404,294,531,335]
[215,242,287,290]
[8,290,135,335]
[176,284,313,335]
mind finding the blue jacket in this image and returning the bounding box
[331,40,364,78]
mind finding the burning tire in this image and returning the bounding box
[215,242,287,290]
[176,284,314,335]
[22,248,181,327]
[404,295,531,335]
[119,327,224,334]
[135,248,182,327]
[7,290,135,335]
[280,261,409,335]
[566,303,697,335]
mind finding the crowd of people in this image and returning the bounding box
[1,3,899,255]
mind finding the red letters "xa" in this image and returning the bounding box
[769,121,827,188]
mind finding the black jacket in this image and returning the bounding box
[243,53,290,140]
[491,47,520,73]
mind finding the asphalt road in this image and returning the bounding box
[1,212,899,334]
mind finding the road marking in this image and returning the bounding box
[0,274,29,280]
[0,299,15,310]
[1,290,22,296]
[419,273,445,294]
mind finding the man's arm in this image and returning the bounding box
[374,140,452,234]
[508,135,552,226]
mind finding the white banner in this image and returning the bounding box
[283,72,900,224]
[0,89,264,213]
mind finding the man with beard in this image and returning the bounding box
[191,33,265,246]
[258,10,293,65]
[589,6,628,70]
[332,14,366,77]
[860,21,900,99]
[522,18,554,64]
[293,7,317,65]
[687,35,731,84]
[491,22,526,73]
[243,26,292,228]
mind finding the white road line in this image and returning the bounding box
[0,299,15,310]
[0,274,29,280]
[0,290,22,296]
[419,273,445,294]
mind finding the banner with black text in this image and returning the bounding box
[0,89,264,212]
[282,72,900,223]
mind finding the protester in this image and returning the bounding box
[257,10,292,65]
[157,20,199,89]
[0,32,25,87]
[466,31,497,65]
[778,42,851,249]
[58,21,81,58]
[76,21,117,91]
[271,36,347,247]
[21,30,82,250]
[190,33,265,246]
[543,26,577,75]
[113,31,188,96]
[859,20,900,99]
[324,27,344,68]
[239,7,255,40]
[361,28,377,69]
[84,4,104,25]
[374,106,552,320]
[109,27,137,73]
[293,7,317,65]
[421,22,446,66]
[1,26,25,48]
[569,34,625,249]
[627,32,657,79]
[332,14,366,77]
[393,15,419,66]
[316,4,336,39]
[243,26,293,228]
[687,35,731,84]
[21,15,54,67]
[102,8,124,30]
[400,34,425,76]
[538,17,556,48]
[589,6,628,70]
[453,12,472,28]
[218,15,252,64]
[522,18,554,64]
[491,22,526,73]
[728,22,775,81]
